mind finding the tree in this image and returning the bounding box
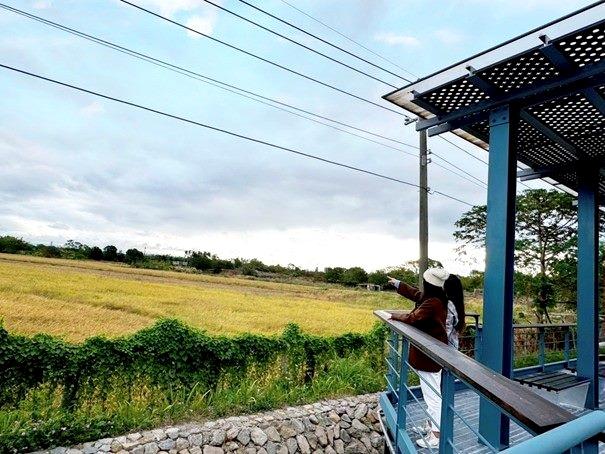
[63,240,90,260]
[404,258,444,274]
[385,265,418,287]
[454,189,578,321]
[368,270,388,286]
[0,236,33,254]
[89,246,103,261]
[459,270,484,293]
[324,267,345,283]
[187,251,213,271]
[341,267,368,286]
[37,244,62,258]
[103,245,118,261]
[125,248,145,264]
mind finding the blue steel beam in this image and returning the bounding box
[517,162,575,181]
[416,60,605,131]
[538,36,575,74]
[576,163,600,417]
[478,105,518,449]
[518,110,581,158]
[459,68,583,160]
[537,30,605,120]
[583,87,605,116]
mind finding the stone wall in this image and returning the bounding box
[36,394,384,454]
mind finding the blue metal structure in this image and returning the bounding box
[577,164,600,412]
[380,1,605,451]
[376,312,605,453]
[479,105,518,449]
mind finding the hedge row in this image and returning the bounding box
[0,319,387,411]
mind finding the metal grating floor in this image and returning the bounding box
[403,387,605,453]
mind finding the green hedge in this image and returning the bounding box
[0,320,386,452]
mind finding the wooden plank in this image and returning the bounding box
[522,373,589,392]
[518,371,564,383]
[375,310,576,434]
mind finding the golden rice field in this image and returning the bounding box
[0,253,424,342]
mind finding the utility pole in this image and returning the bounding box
[418,129,429,289]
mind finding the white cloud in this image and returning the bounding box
[434,29,465,45]
[80,101,105,117]
[185,14,217,38]
[374,32,420,47]
[136,0,201,16]
[32,0,52,9]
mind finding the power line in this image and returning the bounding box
[221,0,528,193]
[117,2,492,191]
[0,62,474,207]
[431,151,487,188]
[197,0,398,88]
[437,134,532,189]
[236,0,410,83]
[438,136,489,165]
[2,4,491,194]
[264,0,529,192]
[118,0,406,118]
[431,161,487,189]
[0,4,423,162]
[277,0,418,81]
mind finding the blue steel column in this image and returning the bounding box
[576,163,599,412]
[478,105,518,449]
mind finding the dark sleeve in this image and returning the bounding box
[399,299,436,326]
[396,282,423,304]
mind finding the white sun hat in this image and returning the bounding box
[423,267,450,288]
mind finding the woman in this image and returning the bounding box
[444,274,465,350]
[388,267,449,449]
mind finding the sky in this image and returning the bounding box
[0,0,596,274]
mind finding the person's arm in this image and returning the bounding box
[393,299,435,326]
[394,281,423,304]
[387,276,423,303]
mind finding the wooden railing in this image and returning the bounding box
[375,310,605,453]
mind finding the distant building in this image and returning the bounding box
[357,283,382,292]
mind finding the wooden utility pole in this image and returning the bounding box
[418,129,429,288]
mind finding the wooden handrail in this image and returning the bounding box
[375,310,576,435]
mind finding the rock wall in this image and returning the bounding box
[36,394,384,454]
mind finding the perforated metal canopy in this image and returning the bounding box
[383,1,605,197]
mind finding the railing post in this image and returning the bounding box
[564,330,570,368]
[439,370,455,454]
[479,104,518,449]
[395,338,410,453]
[387,331,400,396]
[538,327,545,371]
[474,325,483,361]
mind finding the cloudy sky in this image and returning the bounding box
[0,0,593,273]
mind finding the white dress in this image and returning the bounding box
[446,300,459,350]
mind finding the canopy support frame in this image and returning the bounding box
[478,104,518,449]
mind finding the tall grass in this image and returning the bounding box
[0,254,411,341]
[0,355,385,453]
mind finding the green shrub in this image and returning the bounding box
[0,320,387,453]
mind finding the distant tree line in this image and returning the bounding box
[0,235,488,290]
[0,237,149,266]
[0,234,496,295]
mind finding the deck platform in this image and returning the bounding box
[401,386,605,453]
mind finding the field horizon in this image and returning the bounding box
[0,253,418,342]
